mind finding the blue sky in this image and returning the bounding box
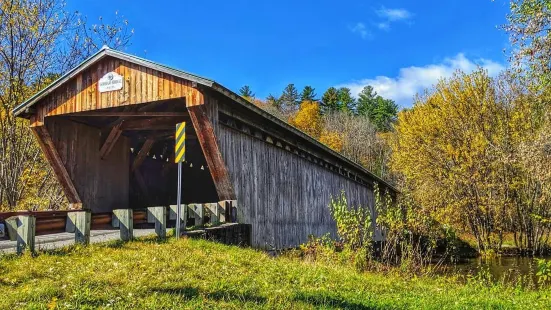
[67,0,511,108]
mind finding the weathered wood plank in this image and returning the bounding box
[99,122,123,160]
[188,105,235,201]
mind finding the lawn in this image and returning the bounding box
[0,236,549,309]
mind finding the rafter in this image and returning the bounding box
[99,122,123,159]
[131,138,155,172]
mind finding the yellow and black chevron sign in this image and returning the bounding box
[175,122,186,163]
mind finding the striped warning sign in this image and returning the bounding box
[175,122,186,163]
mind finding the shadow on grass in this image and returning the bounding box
[150,286,267,304]
[293,291,382,310]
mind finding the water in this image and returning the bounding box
[441,256,549,284]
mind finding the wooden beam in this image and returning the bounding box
[132,138,155,172]
[120,117,188,130]
[99,122,123,159]
[69,111,188,117]
[188,105,236,200]
[31,125,81,203]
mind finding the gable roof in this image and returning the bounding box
[14,46,398,194]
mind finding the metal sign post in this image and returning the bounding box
[175,122,186,239]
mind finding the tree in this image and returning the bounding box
[503,0,551,85]
[357,86,398,132]
[321,87,340,114]
[357,86,378,117]
[280,83,300,113]
[390,69,551,253]
[289,101,322,137]
[266,94,281,109]
[239,85,255,100]
[322,111,390,178]
[300,86,317,102]
[0,1,133,210]
[337,87,356,113]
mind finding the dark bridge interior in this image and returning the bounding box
[57,98,219,209]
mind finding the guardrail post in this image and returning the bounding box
[113,209,133,241]
[65,211,79,233]
[4,216,18,241]
[217,201,229,223]
[5,215,36,254]
[188,203,203,226]
[75,211,91,245]
[229,200,240,223]
[169,204,187,231]
[148,206,166,238]
[204,203,219,225]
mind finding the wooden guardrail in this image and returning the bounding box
[0,200,239,254]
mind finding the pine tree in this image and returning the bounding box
[280,83,300,113]
[300,86,318,102]
[357,85,398,131]
[266,94,281,108]
[337,87,356,113]
[372,97,398,131]
[321,87,340,114]
[239,85,255,99]
[357,85,378,117]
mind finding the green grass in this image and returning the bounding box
[0,237,550,309]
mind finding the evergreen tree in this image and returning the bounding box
[357,85,378,117]
[280,83,300,113]
[357,85,398,131]
[321,87,340,114]
[372,97,398,132]
[300,86,318,102]
[239,85,255,98]
[337,87,356,113]
[266,94,281,108]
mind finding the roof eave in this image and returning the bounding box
[13,47,110,117]
[210,82,399,194]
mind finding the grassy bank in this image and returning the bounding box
[0,237,550,309]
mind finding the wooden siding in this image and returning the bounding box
[45,117,130,212]
[208,96,377,249]
[218,124,375,249]
[30,56,204,126]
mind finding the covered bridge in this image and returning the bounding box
[14,46,396,249]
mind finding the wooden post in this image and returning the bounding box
[169,204,187,231]
[113,209,133,241]
[148,206,166,238]
[204,203,219,225]
[4,216,18,241]
[6,215,36,254]
[65,211,79,233]
[229,200,240,223]
[217,201,229,223]
[75,211,91,245]
[188,203,203,226]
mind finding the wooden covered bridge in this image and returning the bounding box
[13,46,396,249]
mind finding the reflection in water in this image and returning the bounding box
[441,256,549,284]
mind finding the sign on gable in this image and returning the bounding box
[98,72,124,93]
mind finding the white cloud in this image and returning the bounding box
[349,22,371,39]
[376,22,390,31]
[338,54,505,108]
[376,7,412,22]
